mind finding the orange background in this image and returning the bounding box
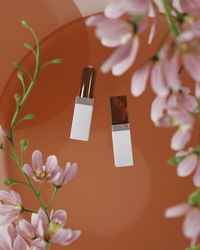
[0,1,197,250]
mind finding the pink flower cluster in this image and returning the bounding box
[87,0,200,248]
[0,150,80,249]
[23,150,77,186]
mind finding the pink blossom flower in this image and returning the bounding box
[151,86,197,123]
[0,190,23,225]
[175,148,200,186]
[23,150,60,183]
[87,14,141,76]
[175,29,200,81]
[18,208,81,247]
[0,224,44,250]
[54,162,78,187]
[131,53,180,97]
[165,203,200,247]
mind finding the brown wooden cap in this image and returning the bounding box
[79,65,96,98]
[110,96,129,125]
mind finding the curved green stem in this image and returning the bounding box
[162,0,179,38]
[8,21,50,222]
[46,187,58,209]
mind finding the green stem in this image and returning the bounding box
[8,22,50,223]
[23,208,37,213]
[162,0,180,38]
[1,146,16,161]
[38,183,42,196]
[46,187,58,209]
[46,242,50,250]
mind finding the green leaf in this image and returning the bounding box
[189,189,200,206]
[17,71,24,82]
[20,140,28,150]
[40,58,64,70]
[168,156,185,165]
[4,178,23,186]
[23,114,34,120]
[21,20,31,29]
[14,93,21,103]
[24,43,36,57]
[51,58,64,64]
[13,62,33,81]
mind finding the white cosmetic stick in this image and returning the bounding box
[70,66,96,141]
[110,96,134,167]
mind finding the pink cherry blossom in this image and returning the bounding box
[0,190,23,225]
[151,86,196,123]
[23,150,61,183]
[165,203,200,247]
[175,148,200,186]
[0,224,44,250]
[131,53,181,97]
[54,162,78,187]
[18,208,81,247]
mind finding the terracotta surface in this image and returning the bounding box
[0,15,197,250]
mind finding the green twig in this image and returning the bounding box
[23,208,37,213]
[162,0,180,38]
[46,187,58,209]
[38,183,42,196]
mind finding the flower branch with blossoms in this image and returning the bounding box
[0,20,81,250]
[86,0,200,248]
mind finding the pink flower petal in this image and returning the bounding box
[171,129,192,151]
[131,62,151,97]
[63,230,82,246]
[63,163,78,185]
[184,52,200,81]
[10,190,22,205]
[17,219,35,239]
[165,203,191,218]
[51,228,72,245]
[13,235,27,250]
[104,0,126,19]
[0,233,10,250]
[177,154,198,177]
[0,190,15,204]
[164,56,181,90]
[85,15,105,26]
[151,63,169,97]
[23,164,34,177]
[180,0,200,12]
[45,155,58,172]
[51,209,67,226]
[32,150,43,171]
[183,208,200,239]
[31,238,46,249]
[8,224,17,247]
[193,164,200,187]
[151,96,166,122]
[112,37,139,76]
[38,209,48,232]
